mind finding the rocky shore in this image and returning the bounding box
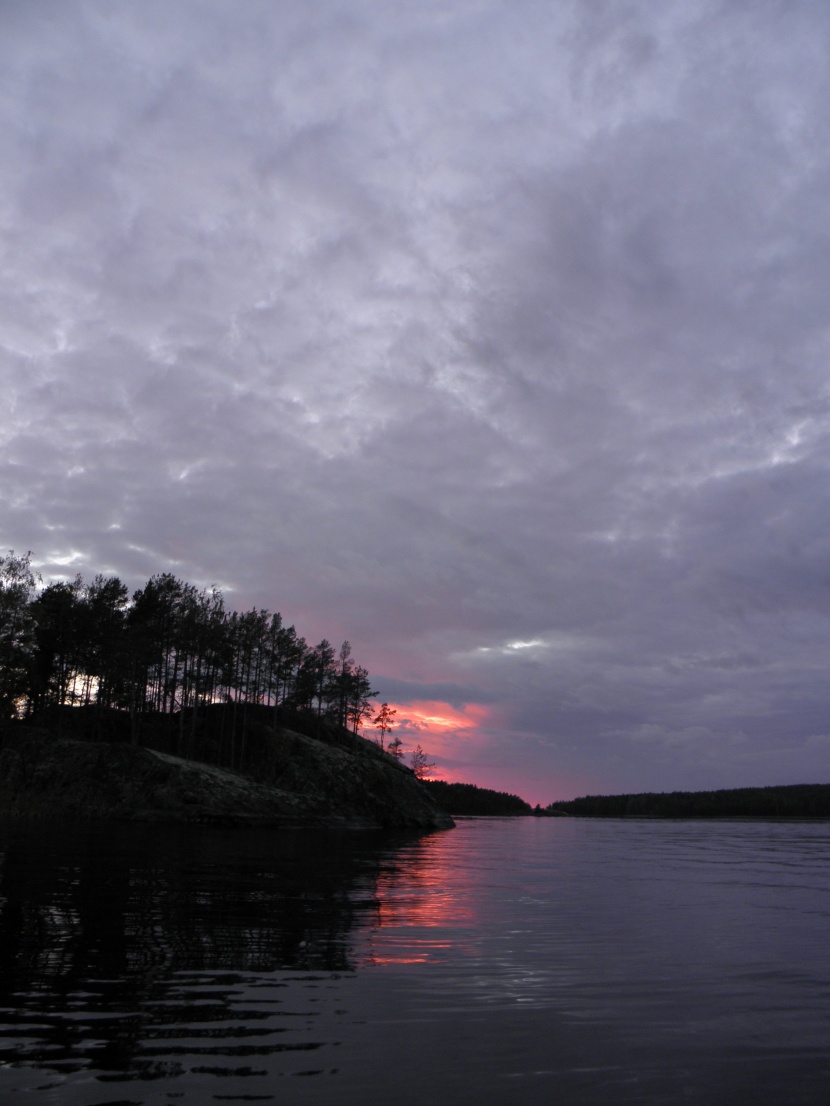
[0,726,454,831]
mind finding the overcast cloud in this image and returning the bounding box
[3,0,830,803]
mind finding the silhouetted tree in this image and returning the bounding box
[81,574,130,711]
[344,664,375,734]
[372,701,396,751]
[330,640,353,729]
[311,638,337,717]
[0,551,39,720]
[0,552,378,765]
[410,744,435,779]
[29,576,83,713]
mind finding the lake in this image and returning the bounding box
[1,815,829,1105]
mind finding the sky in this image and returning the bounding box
[3,0,830,805]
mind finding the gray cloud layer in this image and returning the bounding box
[3,0,830,801]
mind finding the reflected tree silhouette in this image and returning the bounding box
[0,822,436,1082]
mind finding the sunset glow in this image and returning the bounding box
[362,696,588,805]
[396,700,489,733]
[365,697,494,776]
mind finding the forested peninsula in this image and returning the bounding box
[547,785,830,818]
[0,552,451,830]
[423,779,533,816]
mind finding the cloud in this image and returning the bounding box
[3,0,830,800]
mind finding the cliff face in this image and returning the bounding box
[0,729,454,832]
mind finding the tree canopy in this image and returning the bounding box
[0,552,377,761]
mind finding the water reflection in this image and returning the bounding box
[3,818,830,1105]
[0,822,388,979]
[363,831,476,965]
[0,820,428,1094]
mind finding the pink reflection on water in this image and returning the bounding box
[358,832,475,967]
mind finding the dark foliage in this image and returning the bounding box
[0,552,377,771]
[547,784,830,818]
[423,779,532,816]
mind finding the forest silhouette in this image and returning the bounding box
[0,551,375,769]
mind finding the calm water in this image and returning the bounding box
[1,816,829,1105]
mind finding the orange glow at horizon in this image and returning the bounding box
[365,697,496,778]
[395,699,490,733]
[365,698,586,805]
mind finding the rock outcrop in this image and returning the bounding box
[0,728,454,831]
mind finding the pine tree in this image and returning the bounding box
[372,701,397,751]
[410,744,435,779]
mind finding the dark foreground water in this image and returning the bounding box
[1,816,829,1105]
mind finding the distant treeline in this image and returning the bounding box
[0,551,375,763]
[548,784,830,818]
[424,779,532,816]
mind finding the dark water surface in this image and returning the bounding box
[1,816,829,1105]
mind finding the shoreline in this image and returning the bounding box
[0,728,454,832]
